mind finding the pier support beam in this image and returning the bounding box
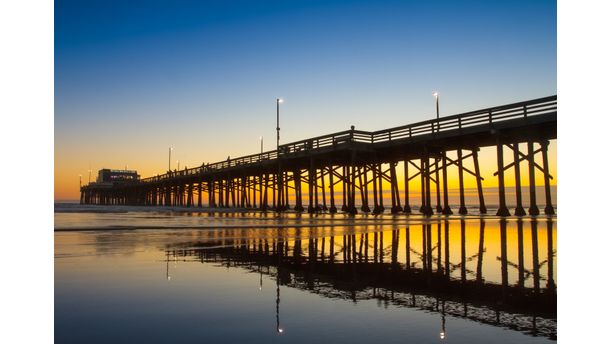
[294,170,304,212]
[513,143,526,216]
[308,161,315,213]
[496,139,511,216]
[348,154,357,215]
[442,152,452,215]
[403,160,411,213]
[435,158,443,213]
[541,140,555,215]
[377,163,384,214]
[527,142,540,215]
[360,166,371,213]
[372,164,380,214]
[472,149,487,214]
[390,162,402,213]
[329,166,337,213]
[457,149,468,215]
[340,166,347,212]
[422,156,433,216]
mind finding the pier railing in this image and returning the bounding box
[139,95,556,184]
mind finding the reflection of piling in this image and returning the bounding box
[500,219,508,300]
[437,223,442,273]
[166,216,556,339]
[517,219,525,288]
[531,220,540,294]
[444,221,450,280]
[546,219,556,292]
[476,220,485,283]
[405,227,411,269]
[460,220,466,283]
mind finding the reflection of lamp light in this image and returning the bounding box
[439,299,446,340]
[166,251,171,281]
[276,267,282,335]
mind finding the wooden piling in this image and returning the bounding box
[457,149,467,215]
[496,140,511,216]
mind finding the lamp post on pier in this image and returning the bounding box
[433,91,440,132]
[276,98,283,152]
[79,174,82,188]
[168,146,173,172]
[276,98,284,212]
[260,136,264,154]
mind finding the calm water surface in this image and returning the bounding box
[55,204,556,343]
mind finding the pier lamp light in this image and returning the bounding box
[432,91,440,132]
[168,146,174,172]
[440,331,445,340]
[277,328,284,334]
[260,136,263,154]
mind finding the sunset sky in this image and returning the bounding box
[55,0,557,200]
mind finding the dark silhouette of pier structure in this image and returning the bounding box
[81,95,556,216]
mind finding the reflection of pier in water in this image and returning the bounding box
[165,218,556,339]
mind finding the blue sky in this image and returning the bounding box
[55,0,556,198]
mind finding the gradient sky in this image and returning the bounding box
[55,0,557,200]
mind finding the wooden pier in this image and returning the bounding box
[81,95,557,216]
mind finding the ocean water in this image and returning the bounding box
[55,204,556,343]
